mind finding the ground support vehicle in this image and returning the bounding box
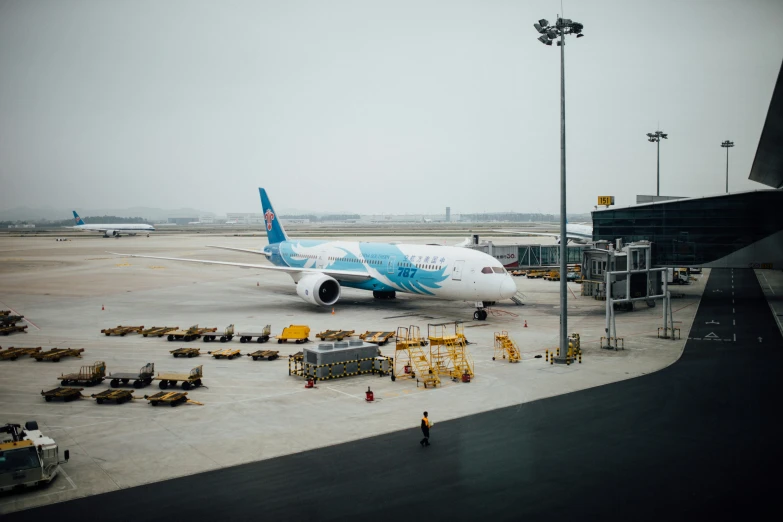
[0,347,41,360]
[59,361,106,386]
[0,421,69,492]
[0,324,27,336]
[107,363,154,388]
[359,331,395,346]
[246,349,279,361]
[208,348,241,359]
[0,315,24,326]
[145,391,203,407]
[142,326,179,337]
[167,325,217,342]
[170,347,201,358]
[41,387,84,402]
[91,389,136,404]
[155,365,203,390]
[202,324,235,343]
[277,325,310,344]
[315,329,355,341]
[237,325,271,343]
[100,325,144,336]
[526,269,545,279]
[0,311,9,316]
[33,348,84,362]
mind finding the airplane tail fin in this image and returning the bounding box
[72,211,85,226]
[258,188,289,244]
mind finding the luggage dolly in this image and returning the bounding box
[107,363,155,388]
[0,324,28,336]
[170,347,201,358]
[315,330,356,341]
[142,326,179,337]
[0,347,41,361]
[208,348,242,359]
[246,349,279,361]
[237,325,272,343]
[33,348,84,362]
[155,365,203,390]
[145,392,203,407]
[359,331,395,346]
[92,389,137,404]
[100,325,144,337]
[41,387,84,402]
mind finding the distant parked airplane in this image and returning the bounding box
[112,189,519,320]
[71,211,154,238]
[497,222,592,245]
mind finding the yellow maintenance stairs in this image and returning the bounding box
[493,331,521,363]
[427,322,474,381]
[392,326,440,388]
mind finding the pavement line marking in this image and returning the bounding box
[733,308,735,313]
[734,334,736,342]
[761,272,775,295]
[327,386,363,400]
[733,319,736,326]
[60,466,77,490]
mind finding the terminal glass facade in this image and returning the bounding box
[592,190,783,267]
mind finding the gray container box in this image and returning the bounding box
[304,342,380,379]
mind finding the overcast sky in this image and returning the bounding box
[1,0,781,216]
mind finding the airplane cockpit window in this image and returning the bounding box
[481,267,493,274]
[492,267,506,274]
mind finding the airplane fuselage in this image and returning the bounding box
[265,239,518,302]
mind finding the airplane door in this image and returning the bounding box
[317,251,327,269]
[452,260,465,281]
[387,256,396,274]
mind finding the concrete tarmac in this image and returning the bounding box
[6,268,780,520]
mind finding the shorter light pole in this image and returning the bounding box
[721,140,734,194]
[647,130,668,196]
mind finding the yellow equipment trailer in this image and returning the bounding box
[155,365,203,390]
[166,325,217,342]
[315,329,355,341]
[0,346,41,360]
[208,348,242,359]
[33,348,84,362]
[276,325,310,344]
[359,331,395,346]
[142,326,179,337]
[100,325,144,336]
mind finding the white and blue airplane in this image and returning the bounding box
[113,189,518,320]
[72,211,155,237]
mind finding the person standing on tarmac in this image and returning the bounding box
[420,411,432,447]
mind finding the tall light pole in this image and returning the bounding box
[721,140,734,193]
[533,16,584,363]
[646,130,668,196]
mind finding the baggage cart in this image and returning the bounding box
[276,325,310,344]
[170,347,201,358]
[166,325,217,342]
[100,325,144,336]
[155,365,203,390]
[237,325,271,343]
[41,387,84,402]
[246,349,279,361]
[315,329,355,341]
[144,391,203,407]
[0,310,10,316]
[0,324,27,336]
[59,361,106,386]
[142,326,179,337]
[359,331,395,346]
[202,324,235,343]
[91,389,136,404]
[106,362,155,388]
[208,348,241,359]
[0,315,24,326]
[32,348,84,362]
[0,346,41,360]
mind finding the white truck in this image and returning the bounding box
[0,421,69,492]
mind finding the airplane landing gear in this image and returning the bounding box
[373,291,396,300]
[473,303,488,321]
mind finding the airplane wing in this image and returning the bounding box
[107,252,374,283]
[206,245,271,257]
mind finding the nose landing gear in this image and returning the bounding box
[473,303,488,321]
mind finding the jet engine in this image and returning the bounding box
[103,230,119,238]
[296,273,341,306]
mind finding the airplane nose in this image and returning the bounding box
[500,277,517,299]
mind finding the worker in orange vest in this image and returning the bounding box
[420,411,432,447]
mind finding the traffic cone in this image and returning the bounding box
[524,320,527,328]
[331,307,335,315]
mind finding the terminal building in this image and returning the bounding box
[592,60,783,269]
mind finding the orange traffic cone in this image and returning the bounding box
[331,307,335,315]
[524,320,527,328]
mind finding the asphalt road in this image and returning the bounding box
[9,268,782,521]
